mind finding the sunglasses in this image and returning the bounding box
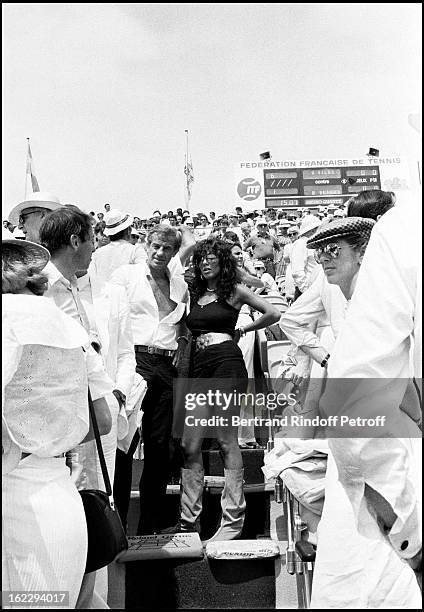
[314,243,350,262]
[18,211,37,224]
[201,255,219,264]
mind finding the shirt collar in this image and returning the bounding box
[45,261,77,289]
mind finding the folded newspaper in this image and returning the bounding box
[205,539,280,560]
[116,533,204,562]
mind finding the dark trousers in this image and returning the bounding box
[134,352,177,535]
[113,430,141,531]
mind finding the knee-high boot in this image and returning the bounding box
[207,468,246,541]
[162,466,204,533]
[179,466,204,532]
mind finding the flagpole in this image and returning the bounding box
[185,129,189,211]
[25,138,30,199]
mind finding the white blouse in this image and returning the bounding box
[2,294,91,472]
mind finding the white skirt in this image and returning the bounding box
[2,455,88,609]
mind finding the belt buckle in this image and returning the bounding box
[147,346,155,354]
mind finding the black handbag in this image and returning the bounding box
[79,390,128,573]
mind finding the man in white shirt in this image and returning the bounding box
[290,215,321,301]
[111,224,189,535]
[320,203,422,594]
[90,209,146,285]
[39,206,115,609]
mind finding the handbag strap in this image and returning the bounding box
[87,389,113,499]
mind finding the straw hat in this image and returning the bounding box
[104,209,134,236]
[8,192,62,226]
[2,228,50,270]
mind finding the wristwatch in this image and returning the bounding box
[320,353,330,368]
[237,327,246,337]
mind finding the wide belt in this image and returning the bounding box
[135,345,176,357]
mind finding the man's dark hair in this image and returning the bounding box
[39,206,92,254]
[347,190,394,221]
[109,226,131,242]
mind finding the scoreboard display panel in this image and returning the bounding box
[235,157,412,210]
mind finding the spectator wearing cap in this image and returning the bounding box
[193,214,211,241]
[290,215,321,301]
[252,260,279,296]
[129,228,141,245]
[240,221,251,245]
[281,215,421,608]
[90,209,146,285]
[228,212,244,244]
[243,217,280,278]
[319,204,422,605]
[8,192,63,243]
[275,220,292,278]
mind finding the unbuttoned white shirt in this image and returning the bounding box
[91,239,147,285]
[321,204,422,562]
[110,261,188,350]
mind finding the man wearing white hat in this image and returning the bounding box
[290,214,321,301]
[8,191,63,243]
[243,217,280,277]
[90,209,146,285]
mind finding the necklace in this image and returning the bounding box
[206,288,216,292]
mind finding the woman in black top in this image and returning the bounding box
[175,237,280,541]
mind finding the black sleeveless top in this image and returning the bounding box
[186,298,240,338]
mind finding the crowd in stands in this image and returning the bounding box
[2,188,421,608]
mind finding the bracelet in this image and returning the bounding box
[320,353,330,368]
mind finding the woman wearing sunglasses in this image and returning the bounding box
[171,237,280,541]
[279,216,419,607]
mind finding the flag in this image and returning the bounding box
[184,156,194,200]
[184,130,194,204]
[26,139,40,193]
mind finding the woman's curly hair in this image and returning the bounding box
[191,237,238,303]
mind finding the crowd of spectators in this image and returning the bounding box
[2,187,420,609]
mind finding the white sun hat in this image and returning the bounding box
[298,215,322,237]
[8,192,62,226]
[104,209,134,236]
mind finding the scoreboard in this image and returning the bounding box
[235,157,412,210]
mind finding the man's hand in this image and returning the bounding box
[290,361,311,388]
[173,336,189,368]
[113,389,126,409]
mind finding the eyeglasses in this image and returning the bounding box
[314,243,350,262]
[18,211,35,224]
[288,232,298,236]
[201,255,219,265]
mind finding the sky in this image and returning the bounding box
[2,3,422,219]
